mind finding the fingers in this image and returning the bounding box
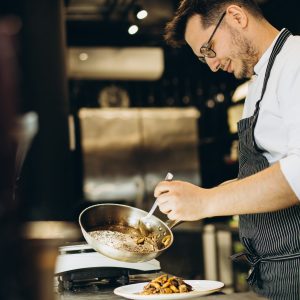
[154,180,184,220]
[167,210,178,220]
[154,181,174,197]
[156,194,172,213]
[157,194,178,220]
[154,180,203,221]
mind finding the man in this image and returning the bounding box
[154,1,300,299]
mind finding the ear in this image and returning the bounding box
[225,5,248,29]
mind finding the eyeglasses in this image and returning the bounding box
[198,12,226,63]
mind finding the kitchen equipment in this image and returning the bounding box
[55,243,161,290]
[78,108,201,203]
[79,203,180,263]
[138,172,173,236]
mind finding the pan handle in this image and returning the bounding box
[165,219,182,229]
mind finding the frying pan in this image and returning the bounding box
[79,203,180,263]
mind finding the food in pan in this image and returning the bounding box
[139,274,193,295]
[90,225,166,253]
[161,235,172,247]
[89,224,173,253]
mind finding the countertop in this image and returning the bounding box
[54,277,267,300]
[54,268,267,300]
[55,287,266,300]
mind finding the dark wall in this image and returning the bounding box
[19,0,75,221]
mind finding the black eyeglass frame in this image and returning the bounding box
[198,12,226,63]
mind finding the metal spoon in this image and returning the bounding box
[138,172,174,236]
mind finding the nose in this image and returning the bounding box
[206,57,221,72]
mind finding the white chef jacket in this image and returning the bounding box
[242,29,300,200]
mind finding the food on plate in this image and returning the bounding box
[139,274,193,295]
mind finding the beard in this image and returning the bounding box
[229,27,259,79]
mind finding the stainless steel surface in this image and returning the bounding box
[68,48,164,80]
[79,203,180,263]
[79,108,200,206]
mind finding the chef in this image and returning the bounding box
[154,1,300,299]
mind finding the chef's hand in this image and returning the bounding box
[154,180,212,221]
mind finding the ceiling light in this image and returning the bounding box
[136,9,148,20]
[215,93,225,103]
[79,52,88,61]
[128,25,138,35]
[206,99,215,108]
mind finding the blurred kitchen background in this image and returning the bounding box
[1,0,299,299]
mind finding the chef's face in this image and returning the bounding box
[185,14,259,79]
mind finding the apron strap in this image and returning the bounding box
[251,29,292,152]
[253,29,292,116]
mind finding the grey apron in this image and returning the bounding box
[232,29,300,300]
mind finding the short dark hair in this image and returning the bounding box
[164,0,263,48]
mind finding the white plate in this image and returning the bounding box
[113,280,224,300]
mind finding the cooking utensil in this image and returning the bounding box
[79,203,181,263]
[138,172,173,236]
